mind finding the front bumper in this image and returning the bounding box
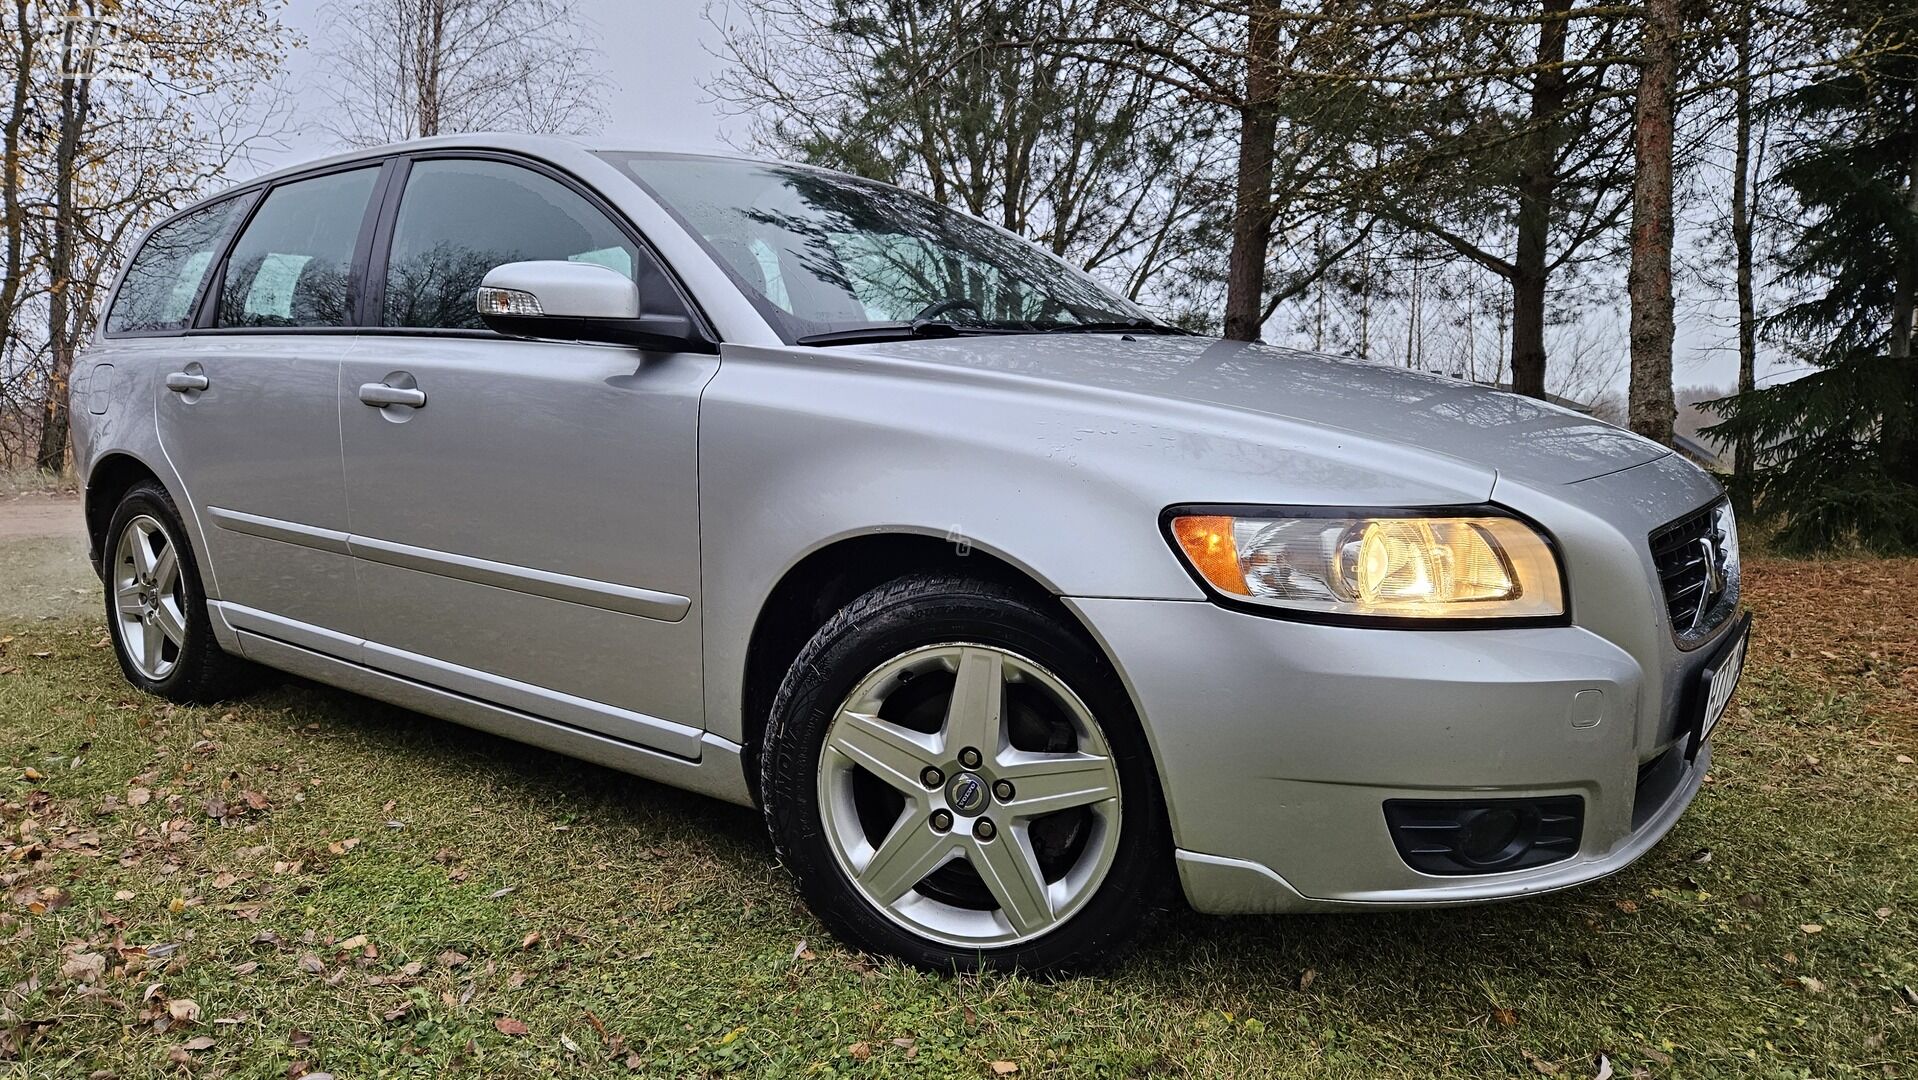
[1068,596,1725,914]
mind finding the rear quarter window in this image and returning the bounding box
[104,198,247,335]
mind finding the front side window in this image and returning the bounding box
[218,167,380,329]
[382,158,641,331]
[106,198,247,334]
[612,153,1151,342]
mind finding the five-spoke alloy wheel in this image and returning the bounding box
[103,480,255,703]
[817,643,1124,948]
[112,514,188,680]
[762,573,1170,971]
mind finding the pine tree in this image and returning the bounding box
[1704,0,1918,552]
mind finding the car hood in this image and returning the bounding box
[869,334,1669,487]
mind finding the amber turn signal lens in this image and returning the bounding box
[1171,515,1246,595]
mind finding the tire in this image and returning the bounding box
[761,572,1172,972]
[103,480,257,704]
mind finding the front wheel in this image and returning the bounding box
[761,573,1171,971]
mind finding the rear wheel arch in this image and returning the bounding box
[85,453,167,573]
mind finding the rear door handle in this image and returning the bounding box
[164,370,209,393]
[358,382,426,409]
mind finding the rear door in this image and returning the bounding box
[339,154,717,756]
[153,163,387,655]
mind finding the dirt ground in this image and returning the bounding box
[0,493,83,542]
[0,494,96,620]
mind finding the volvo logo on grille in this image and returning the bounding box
[1699,536,1725,600]
[947,772,988,813]
[1693,534,1727,629]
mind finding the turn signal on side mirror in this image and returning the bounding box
[476,285,544,317]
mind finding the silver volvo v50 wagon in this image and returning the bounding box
[71,135,1750,971]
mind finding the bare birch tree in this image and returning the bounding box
[316,0,608,147]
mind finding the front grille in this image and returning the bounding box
[1649,500,1735,643]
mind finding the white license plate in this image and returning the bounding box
[1698,627,1748,743]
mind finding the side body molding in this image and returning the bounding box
[205,506,692,622]
[204,507,699,761]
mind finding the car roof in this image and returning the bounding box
[231,133,789,193]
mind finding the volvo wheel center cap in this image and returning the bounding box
[947,772,989,814]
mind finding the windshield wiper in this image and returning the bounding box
[795,317,1188,347]
[796,322,1017,346]
[1036,319,1190,335]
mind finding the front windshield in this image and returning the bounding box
[611,153,1154,343]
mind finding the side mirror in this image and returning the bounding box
[475,260,713,353]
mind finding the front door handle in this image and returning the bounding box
[358,382,426,409]
[164,370,209,393]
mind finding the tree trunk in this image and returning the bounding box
[1892,132,1917,361]
[1882,128,1918,481]
[1223,0,1281,342]
[1627,0,1679,445]
[417,0,445,136]
[1,0,35,356]
[1509,0,1572,400]
[1730,0,1757,504]
[1509,269,1549,398]
[37,7,90,474]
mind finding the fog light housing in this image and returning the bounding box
[1383,796,1583,875]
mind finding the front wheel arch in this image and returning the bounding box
[739,532,1084,798]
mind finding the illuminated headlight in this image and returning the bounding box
[1167,509,1565,621]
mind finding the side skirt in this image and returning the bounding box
[231,628,756,809]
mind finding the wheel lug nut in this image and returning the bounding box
[973,817,996,841]
[921,766,944,788]
[929,809,952,832]
[993,780,1014,800]
[958,747,982,768]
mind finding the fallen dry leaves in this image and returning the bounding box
[1741,558,1918,730]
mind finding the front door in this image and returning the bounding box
[155,165,385,654]
[340,156,716,757]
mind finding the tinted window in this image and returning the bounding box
[218,168,379,328]
[382,159,641,331]
[106,198,246,334]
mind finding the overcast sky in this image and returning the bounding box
[247,0,1776,399]
[253,0,739,170]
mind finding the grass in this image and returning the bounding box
[0,466,78,499]
[0,537,96,621]
[1,556,1914,1078]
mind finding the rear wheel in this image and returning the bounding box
[761,573,1170,971]
[104,481,257,703]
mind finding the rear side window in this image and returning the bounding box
[105,199,246,334]
[218,168,380,328]
[381,158,642,331]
